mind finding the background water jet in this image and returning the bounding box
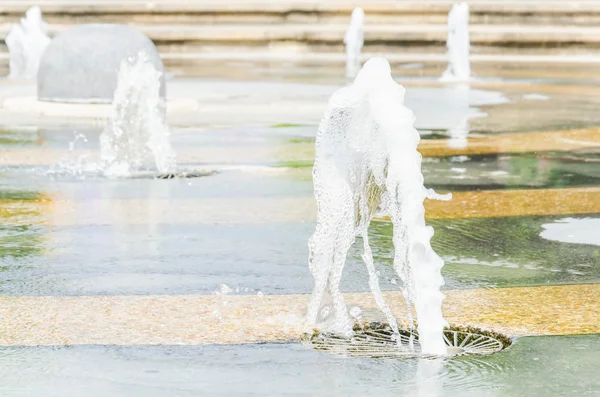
[100,52,176,178]
[308,57,451,355]
[441,3,470,82]
[5,6,50,79]
[344,8,364,79]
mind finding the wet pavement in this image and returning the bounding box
[1,284,598,348]
[0,63,599,395]
[1,335,599,396]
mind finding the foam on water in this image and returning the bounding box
[100,52,176,178]
[307,57,450,355]
[344,8,364,79]
[441,3,470,82]
[6,6,51,79]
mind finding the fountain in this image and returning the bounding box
[307,57,451,355]
[441,3,470,82]
[5,6,51,79]
[344,8,364,79]
[99,52,176,178]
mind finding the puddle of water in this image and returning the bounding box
[1,142,600,294]
[0,334,597,396]
[427,215,600,287]
[366,214,600,289]
[229,149,600,192]
[0,222,314,296]
[541,217,600,246]
[472,91,600,135]
[404,86,510,132]
[4,197,597,295]
[423,152,600,191]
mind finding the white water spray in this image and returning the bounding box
[99,52,176,178]
[344,8,364,79]
[441,3,470,82]
[5,6,50,79]
[308,57,450,355]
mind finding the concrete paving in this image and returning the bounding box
[0,38,598,363]
[2,126,600,165]
[0,284,597,346]
[4,185,600,227]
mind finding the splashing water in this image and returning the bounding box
[307,57,451,355]
[344,8,364,79]
[53,132,96,179]
[441,3,470,82]
[99,52,176,178]
[5,6,51,79]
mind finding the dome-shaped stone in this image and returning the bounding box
[37,24,165,103]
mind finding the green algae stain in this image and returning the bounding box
[276,160,313,169]
[271,123,306,128]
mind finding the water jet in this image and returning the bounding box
[441,3,470,82]
[6,6,50,79]
[308,57,451,355]
[99,52,176,178]
[344,8,364,79]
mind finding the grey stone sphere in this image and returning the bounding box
[37,24,165,103]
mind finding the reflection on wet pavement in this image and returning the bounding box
[371,216,600,288]
[424,152,600,191]
[0,335,598,397]
[1,122,600,295]
[2,180,600,295]
[4,125,600,166]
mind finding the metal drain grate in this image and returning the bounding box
[130,170,217,179]
[155,170,216,179]
[307,325,507,358]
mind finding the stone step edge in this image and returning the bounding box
[161,52,600,64]
[2,1,600,14]
[4,24,600,44]
[1,52,600,65]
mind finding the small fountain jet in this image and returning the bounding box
[441,3,470,81]
[344,8,364,79]
[100,52,176,178]
[6,6,51,79]
[308,57,450,355]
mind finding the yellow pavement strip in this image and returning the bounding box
[423,187,600,219]
[0,198,50,220]
[419,126,600,157]
[0,284,597,346]
[2,187,600,226]
[1,127,600,166]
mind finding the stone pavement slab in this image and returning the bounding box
[0,284,597,346]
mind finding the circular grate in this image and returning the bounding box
[131,169,217,179]
[155,170,216,179]
[307,324,508,358]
